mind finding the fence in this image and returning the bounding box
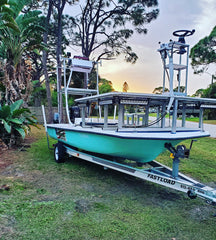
[29,107,67,124]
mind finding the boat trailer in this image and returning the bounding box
[54,140,216,206]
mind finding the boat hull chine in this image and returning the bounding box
[47,126,182,163]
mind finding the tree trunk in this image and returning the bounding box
[32,54,43,107]
[33,75,42,107]
[42,0,53,123]
[43,52,53,123]
[56,54,63,123]
[55,0,66,123]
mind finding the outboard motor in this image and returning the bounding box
[70,106,80,123]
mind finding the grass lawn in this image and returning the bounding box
[189,118,216,125]
[0,127,216,240]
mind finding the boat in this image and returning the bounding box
[46,91,214,164]
[45,29,216,164]
[43,30,216,204]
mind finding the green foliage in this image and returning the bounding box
[0,0,44,65]
[153,86,169,94]
[201,82,216,99]
[51,91,74,107]
[190,26,216,75]
[99,78,114,94]
[0,0,45,103]
[173,86,185,93]
[199,83,216,119]
[152,86,185,94]
[68,0,159,62]
[27,80,47,107]
[191,88,205,97]
[0,0,20,32]
[189,26,216,117]
[0,99,38,146]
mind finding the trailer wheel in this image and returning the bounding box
[54,142,66,163]
[187,190,197,199]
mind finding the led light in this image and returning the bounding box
[120,100,148,105]
[200,104,216,109]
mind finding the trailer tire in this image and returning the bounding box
[54,142,66,163]
[187,190,197,199]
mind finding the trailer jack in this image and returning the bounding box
[165,140,197,179]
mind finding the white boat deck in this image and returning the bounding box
[47,123,209,140]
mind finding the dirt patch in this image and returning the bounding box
[0,139,8,152]
[189,205,215,221]
[0,150,15,171]
[0,134,36,172]
[75,199,92,213]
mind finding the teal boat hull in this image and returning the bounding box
[47,125,184,163]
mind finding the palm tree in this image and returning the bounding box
[0,0,19,32]
[0,0,44,104]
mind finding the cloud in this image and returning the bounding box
[194,0,216,38]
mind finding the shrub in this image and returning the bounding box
[0,99,38,147]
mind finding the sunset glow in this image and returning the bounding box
[97,0,216,95]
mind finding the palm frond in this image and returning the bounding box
[10,99,23,112]
[13,125,26,139]
[9,0,31,16]
[0,0,8,7]
[1,119,11,133]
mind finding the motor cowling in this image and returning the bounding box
[70,106,80,123]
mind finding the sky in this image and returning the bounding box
[65,0,216,95]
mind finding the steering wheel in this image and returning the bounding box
[173,29,195,37]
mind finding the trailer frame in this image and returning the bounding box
[54,141,216,206]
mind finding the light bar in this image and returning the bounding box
[200,104,216,109]
[120,100,148,105]
[99,100,113,105]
